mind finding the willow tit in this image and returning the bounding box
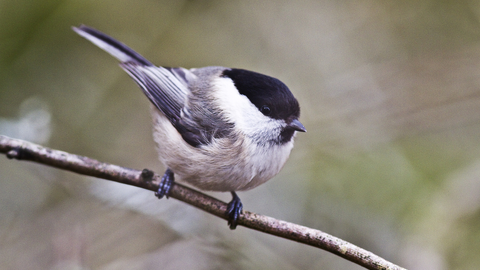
[73,25,305,229]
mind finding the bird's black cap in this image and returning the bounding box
[221,69,301,122]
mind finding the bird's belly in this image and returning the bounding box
[151,112,294,192]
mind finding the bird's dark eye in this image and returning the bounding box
[260,105,271,115]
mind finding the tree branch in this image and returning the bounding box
[0,135,406,270]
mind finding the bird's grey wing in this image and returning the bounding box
[166,67,198,88]
[121,63,209,147]
[73,25,208,147]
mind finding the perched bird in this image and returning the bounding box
[73,25,305,229]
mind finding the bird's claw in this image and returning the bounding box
[155,168,174,199]
[226,192,243,230]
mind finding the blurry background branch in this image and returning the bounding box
[0,135,405,270]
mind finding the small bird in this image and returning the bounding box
[73,25,305,229]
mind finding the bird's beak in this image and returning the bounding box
[289,119,306,132]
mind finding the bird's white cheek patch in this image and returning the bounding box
[211,77,275,136]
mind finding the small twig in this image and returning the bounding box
[0,135,406,270]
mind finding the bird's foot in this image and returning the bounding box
[155,168,174,199]
[226,191,243,230]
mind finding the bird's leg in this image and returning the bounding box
[155,168,174,199]
[226,191,243,230]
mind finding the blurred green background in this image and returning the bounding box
[2,1,480,269]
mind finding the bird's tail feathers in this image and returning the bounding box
[72,25,153,66]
